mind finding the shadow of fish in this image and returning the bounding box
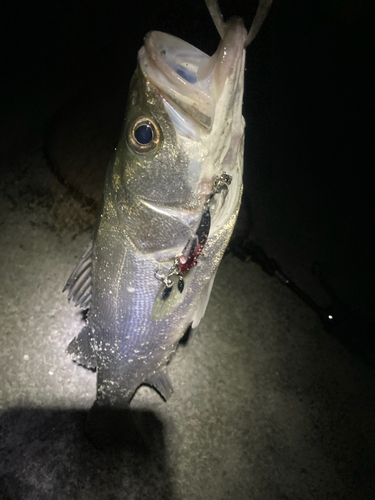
[63,0,272,408]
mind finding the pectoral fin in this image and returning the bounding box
[67,325,97,370]
[191,272,216,328]
[145,368,174,401]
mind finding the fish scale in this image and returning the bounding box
[63,0,272,409]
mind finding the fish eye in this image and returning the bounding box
[127,116,161,154]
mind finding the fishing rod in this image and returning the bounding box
[228,238,375,366]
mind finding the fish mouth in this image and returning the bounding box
[138,18,247,132]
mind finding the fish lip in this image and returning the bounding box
[138,18,247,130]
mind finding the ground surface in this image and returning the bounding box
[1,148,374,499]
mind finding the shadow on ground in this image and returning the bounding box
[0,407,172,500]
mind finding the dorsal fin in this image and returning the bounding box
[63,240,93,309]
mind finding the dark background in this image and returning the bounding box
[1,0,374,356]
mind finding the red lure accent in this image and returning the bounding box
[177,236,201,274]
[177,207,210,274]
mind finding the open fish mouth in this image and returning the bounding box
[138,18,247,133]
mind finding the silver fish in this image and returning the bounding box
[64,0,272,407]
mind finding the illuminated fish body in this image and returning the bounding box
[64,0,272,407]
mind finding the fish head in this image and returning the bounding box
[140,17,247,214]
[109,17,247,252]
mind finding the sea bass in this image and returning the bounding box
[64,0,272,407]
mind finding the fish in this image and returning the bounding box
[63,0,272,408]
